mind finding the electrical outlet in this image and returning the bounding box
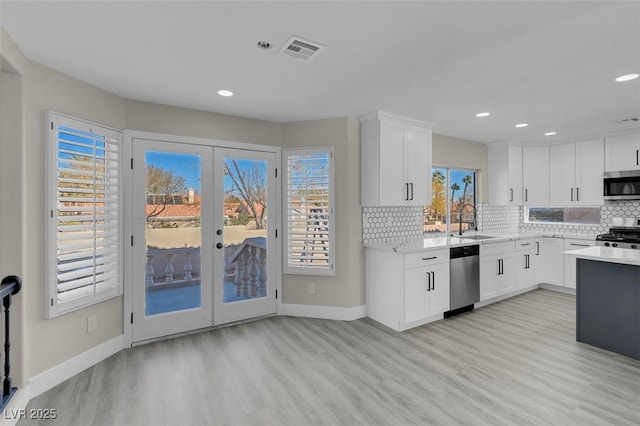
[308,282,316,294]
[87,315,97,333]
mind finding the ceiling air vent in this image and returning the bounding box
[279,36,325,62]
[616,117,640,123]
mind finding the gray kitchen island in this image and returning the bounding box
[565,246,640,360]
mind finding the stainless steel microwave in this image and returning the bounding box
[603,170,640,200]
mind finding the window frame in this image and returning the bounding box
[45,112,124,318]
[283,147,335,276]
[524,206,601,226]
[425,166,478,237]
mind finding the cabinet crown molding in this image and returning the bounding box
[359,111,434,129]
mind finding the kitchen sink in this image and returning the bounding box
[459,235,497,241]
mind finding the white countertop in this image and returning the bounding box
[563,246,640,267]
[364,231,597,253]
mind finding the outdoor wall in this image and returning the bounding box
[0,26,28,387]
[432,133,489,202]
[281,118,365,308]
[22,60,127,378]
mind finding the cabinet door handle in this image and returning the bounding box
[520,243,531,247]
[510,188,513,202]
[431,271,435,290]
[426,271,431,292]
[525,189,528,202]
[422,256,437,261]
[405,183,409,201]
[576,187,580,202]
[637,149,639,166]
[570,187,574,202]
[525,254,530,269]
[536,241,540,256]
[570,243,590,247]
[410,183,414,200]
[497,259,503,275]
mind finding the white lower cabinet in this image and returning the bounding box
[515,238,536,290]
[366,248,450,331]
[404,262,450,323]
[480,241,515,301]
[533,238,544,284]
[563,238,596,289]
[541,237,564,286]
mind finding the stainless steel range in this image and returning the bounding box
[596,226,640,249]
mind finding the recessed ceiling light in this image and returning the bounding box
[475,112,490,118]
[615,73,639,82]
[515,123,528,128]
[544,131,557,136]
[217,89,234,97]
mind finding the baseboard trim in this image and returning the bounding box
[27,334,125,400]
[1,388,31,426]
[279,303,367,321]
[539,283,576,295]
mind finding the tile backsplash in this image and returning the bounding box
[362,200,640,244]
[362,206,422,243]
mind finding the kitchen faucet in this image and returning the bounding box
[457,203,477,236]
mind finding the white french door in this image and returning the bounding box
[132,139,213,342]
[213,148,277,324]
[130,138,277,343]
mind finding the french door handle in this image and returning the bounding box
[216,242,223,249]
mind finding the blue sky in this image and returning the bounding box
[146,151,201,190]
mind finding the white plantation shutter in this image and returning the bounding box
[284,148,334,275]
[46,113,123,317]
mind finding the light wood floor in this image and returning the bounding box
[19,289,640,426]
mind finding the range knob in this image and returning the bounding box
[612,243,618,247]
[604,242,610,247]
[631,245,638,249]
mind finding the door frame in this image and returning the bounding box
[123,130,282,347]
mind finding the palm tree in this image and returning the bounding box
[450,182,460,202]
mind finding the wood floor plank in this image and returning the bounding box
[17,289,640,426]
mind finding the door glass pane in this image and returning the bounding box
[222,157,268,303]
[144,151,202,315]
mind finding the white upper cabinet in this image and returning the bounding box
[522,146,549,205]
[549,139,604,205]
[488,143,522,205]
[605,132,640,172]
[360,111,433,206]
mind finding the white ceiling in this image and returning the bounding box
[1,1,639,144]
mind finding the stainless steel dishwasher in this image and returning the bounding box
[445,245,480,317]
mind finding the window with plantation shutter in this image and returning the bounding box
[284,147,334,275]
[46,113,123,317]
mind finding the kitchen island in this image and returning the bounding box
[564,246,640,360]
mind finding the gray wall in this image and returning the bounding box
[432,133,489,202]
[281,118,364,307]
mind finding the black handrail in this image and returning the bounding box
[0,275,21,411]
